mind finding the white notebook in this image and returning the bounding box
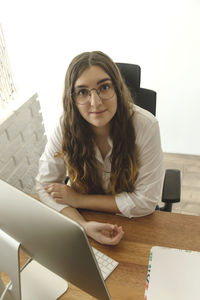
[145,246,200,300]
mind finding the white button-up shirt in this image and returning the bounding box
[35,105,164,218]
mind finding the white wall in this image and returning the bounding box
[1,0,200,155]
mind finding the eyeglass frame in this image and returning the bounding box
[72,81,116,105]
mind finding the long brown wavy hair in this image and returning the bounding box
[59,51,139,195]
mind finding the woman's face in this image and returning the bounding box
[74,65,117,132]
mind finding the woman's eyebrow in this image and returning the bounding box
[75,78,111,89]
[97,78,111,85]
[74,84,87,89]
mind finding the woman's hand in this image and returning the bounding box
[61,207,124,246]
[45,183,79,207]
[46,184,124,245]
[84,221,124,245]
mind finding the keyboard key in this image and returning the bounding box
[92,247,119,280]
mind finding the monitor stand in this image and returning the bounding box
[0,229,68,300]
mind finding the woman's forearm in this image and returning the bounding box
[76,193,120,214]
[60,206,87,227]
[44,183,121,214]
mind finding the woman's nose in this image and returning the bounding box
[89,90,102,106]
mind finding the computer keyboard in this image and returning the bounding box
[92,247,119,280]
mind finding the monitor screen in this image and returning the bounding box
[0,179,111,300]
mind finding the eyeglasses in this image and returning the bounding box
[73,82,115,105]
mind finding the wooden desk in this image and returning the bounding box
[60,211,200,300]
[2,211,200,300]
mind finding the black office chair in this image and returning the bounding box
[116,63,181,212]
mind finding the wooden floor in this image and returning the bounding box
[162,153,200,216]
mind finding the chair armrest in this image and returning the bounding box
[162,169,181,204]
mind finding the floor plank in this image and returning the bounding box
[162,153,200,216]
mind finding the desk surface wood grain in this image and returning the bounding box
[2,211,200,300]
[61,211,200,300]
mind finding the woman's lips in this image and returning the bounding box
[89,109,107,115]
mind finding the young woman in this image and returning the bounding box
[36,51,164,245]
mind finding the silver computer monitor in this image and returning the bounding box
[0,179,111,300]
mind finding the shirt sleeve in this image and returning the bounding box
[115,118,164,218]
[35,117,68,212]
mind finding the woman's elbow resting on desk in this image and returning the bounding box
[118,206,157,219]
[115,192,158,218]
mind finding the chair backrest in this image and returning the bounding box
[116,63,157,116]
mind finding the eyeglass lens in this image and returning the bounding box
[74,83,114,104]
